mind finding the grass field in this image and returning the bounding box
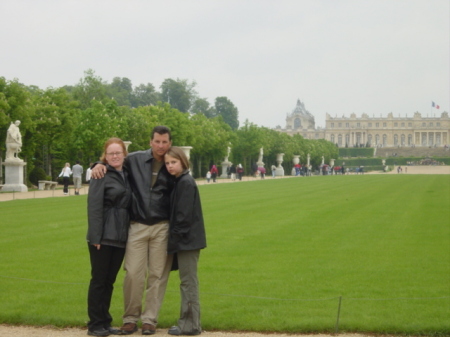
[0,175,449,335]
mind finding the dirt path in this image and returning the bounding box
[1,166,448,203]
[0,324,368,337]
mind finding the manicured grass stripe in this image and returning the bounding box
[0,175,449,335]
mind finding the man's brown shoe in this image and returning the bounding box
[119,323,138,335]
[141,323,156,335]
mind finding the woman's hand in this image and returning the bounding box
[93,244,101,250]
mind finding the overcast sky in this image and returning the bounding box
[1,0,448,128]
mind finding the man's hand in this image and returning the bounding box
[91,163,107,179]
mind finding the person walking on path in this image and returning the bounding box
[271,164,277,178]
[91,126,174,336]
[72,161,83,195]
[86,163,93,184]
[164,147,206,336]
[210,165,218,183]
[58,163,72,195]
[237,164,244,181]
[86,138,132,337]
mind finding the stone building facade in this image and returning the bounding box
[275,99,450,147]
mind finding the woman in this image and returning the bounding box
[87,138,131,336]
[164,147,206,336]
[58,162,72,195]
[210,164,218,183]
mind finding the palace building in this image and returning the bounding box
[275,99,450,147]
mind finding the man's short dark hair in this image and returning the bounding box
[151,125,171,140]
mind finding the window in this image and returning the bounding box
[437,122,441,126]
[345,123,349,128]
[401,123,405,127]
[408,123,412,127]
[376,123,379,127]
[368,123,372,127]
[394,123,398,127]
[429,122,433,127]
[338,123,342,127]
[357,122,360,127]
[422,122,426,127]
[331,123,334,128]
[383,123,387,127]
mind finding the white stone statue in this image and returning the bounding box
[5,120,23,161]
[258,147,263,162]
[224,146,231,162]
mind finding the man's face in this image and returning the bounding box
[150,133,172,161]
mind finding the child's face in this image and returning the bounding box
[165,154,183,177]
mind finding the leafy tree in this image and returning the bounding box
[106,77,133,106]
[160,78,197,113]
[32,87,78,177]
[72,100,124,163]
[232,120,264,174]
[189,113,233,177]
[214,96,239,130]
[131,83,160,108]
[72,69,108,109]
[121,105,160,151]
[191,97,216,118]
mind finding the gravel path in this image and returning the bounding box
[0,324,368,337]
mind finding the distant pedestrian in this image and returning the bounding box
[58,163,72,195]
[72,161,83,195]
[210,165,219,182]
[206,171,211,183]
[229,164,236,181]
[86,163,93,184]
[271,164,277,178]
[237,164,244,180]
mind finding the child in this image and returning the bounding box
[164,147,207,336]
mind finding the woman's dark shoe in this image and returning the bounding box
[87,327,110,336]
[168,326,201,336]
[105,326,120,335]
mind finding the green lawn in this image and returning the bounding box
[0,175,449,335]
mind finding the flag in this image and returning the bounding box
[432,101,435,107]
[432,101,440,109]
[436,105,440,109]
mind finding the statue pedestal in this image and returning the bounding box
[221,161,231,178]
[275,167,284,176]
[2,160,28,192]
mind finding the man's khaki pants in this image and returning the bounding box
[122,222,173,325]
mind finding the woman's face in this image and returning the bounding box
[165,154,183,177]
[105,143,125,170]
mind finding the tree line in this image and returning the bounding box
[0,70,338,185]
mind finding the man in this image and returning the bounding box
[91,126,174,335]
[72,161,83,195]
